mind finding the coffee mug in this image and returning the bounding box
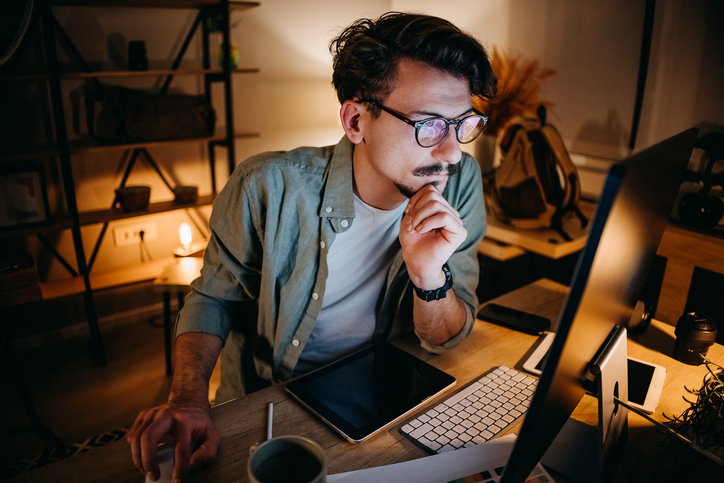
[248,436,326,483]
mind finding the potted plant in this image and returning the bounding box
[205,10,241,69]
[664,356,724,462]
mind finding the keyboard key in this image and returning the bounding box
[408,422,433,440]
[512,372,527,382]
[444,381,483,406]
[493,420,508,431]
[471,434,488,445]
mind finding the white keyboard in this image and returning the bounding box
[400,366,537,453]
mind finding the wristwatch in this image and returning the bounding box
[412,263,453,302]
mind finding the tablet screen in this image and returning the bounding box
[286,342,456,442]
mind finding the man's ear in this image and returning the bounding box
[339,100,366,144]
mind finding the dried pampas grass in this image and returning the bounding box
[474,47,555,136]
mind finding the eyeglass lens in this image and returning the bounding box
[417,116,485,147]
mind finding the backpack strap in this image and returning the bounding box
[540,124,589,229]
[499,123,525,155]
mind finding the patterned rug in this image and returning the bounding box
[2,426,129,479]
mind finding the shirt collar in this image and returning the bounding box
[319,136,356,225]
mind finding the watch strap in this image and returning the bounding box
[412,263,453,302]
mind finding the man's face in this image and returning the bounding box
[353,58,472,207]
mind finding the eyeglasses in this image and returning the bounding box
[362,99,488,148]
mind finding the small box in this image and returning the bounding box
[0,255,42,306]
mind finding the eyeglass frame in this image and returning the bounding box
[360,98,488,148]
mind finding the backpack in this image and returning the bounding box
[485,105,588,241]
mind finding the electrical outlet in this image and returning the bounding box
[113,221,158,247]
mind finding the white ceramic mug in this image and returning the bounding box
[247,435,327,483]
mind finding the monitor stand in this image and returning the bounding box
[541,326,639,483]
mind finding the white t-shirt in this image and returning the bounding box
[295,194,408,374]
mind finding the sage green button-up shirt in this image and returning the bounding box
[176,137,486,401]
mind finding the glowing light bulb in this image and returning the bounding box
[179,223,192,248]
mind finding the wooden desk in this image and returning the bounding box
[10,279,723,482]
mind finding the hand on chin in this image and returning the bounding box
[399,184,466,287]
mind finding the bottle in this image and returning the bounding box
[128,40,148,71]
[673,312,718,365]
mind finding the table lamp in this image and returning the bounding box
[172,222,207,257]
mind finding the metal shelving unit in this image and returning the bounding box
[0,0,260,366]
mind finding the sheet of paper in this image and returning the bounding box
[328,436,522,483]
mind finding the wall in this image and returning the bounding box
[16,1,723,340]
[42,0,723,278]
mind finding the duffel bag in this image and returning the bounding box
[85,86,216,143]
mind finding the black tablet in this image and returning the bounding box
[286,342,456,443]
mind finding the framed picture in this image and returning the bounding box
[0,163,51,232]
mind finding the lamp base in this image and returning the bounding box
[173,241,207,258]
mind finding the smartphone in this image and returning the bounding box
[476,303,551,335]
[521,332,667,413]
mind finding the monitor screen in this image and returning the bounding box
[500,128,699,483]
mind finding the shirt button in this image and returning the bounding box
[292,339,300,347]
[341,220,349,228]
[320,241,326,249]
[312,293,319,300]
[325,206,333,213]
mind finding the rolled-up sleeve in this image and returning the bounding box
[175,161,263,344]
[176,290,236,343]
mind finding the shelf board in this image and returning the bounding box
[0,73,51,83]
[2,130,259,160]
[0,147,62,162]
[68,130,259,154]
[52,1,260,10]
[78,194,216,226]
[41,256,178,300]
[484,214,589,260]
[60,67,259,80]
[0,217,75,239]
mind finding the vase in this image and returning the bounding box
[217,41,239,69]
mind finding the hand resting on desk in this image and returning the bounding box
[127,333,222,482]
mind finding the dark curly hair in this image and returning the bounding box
[330,12,496,116]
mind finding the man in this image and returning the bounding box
[128,12,496,482]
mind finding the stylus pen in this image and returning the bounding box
[267,402,273,440]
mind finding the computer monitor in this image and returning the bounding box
[499,128,699,483]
